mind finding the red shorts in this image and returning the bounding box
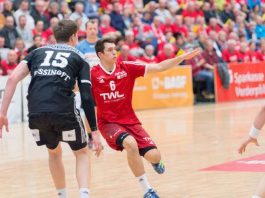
[99,123,157,154]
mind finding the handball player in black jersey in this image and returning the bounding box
[0,20,103,198]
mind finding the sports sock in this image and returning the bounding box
[57,188,67,198]
[137,174,152,194]
[79,188,90,198]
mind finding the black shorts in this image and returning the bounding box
[28,112,87,151]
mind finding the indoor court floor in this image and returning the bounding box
[0,99,265,198]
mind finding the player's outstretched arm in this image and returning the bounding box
[0,62,30,138]
[146,48,201,74]
[238,106,265,154]
[79,84,103,157]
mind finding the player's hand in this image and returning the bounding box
[238,136,259,154]
[91,130,103,157]
[182,48,201,60]
[0,114,9,138]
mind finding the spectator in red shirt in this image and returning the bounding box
[1,49,18,75]
[196,40,217,99]
[160,17,174,34]
[182,1,204,20]
[249,41,259,62]
[222,39,240,63]
[138,44,158,63]
[206,17,222,34]
[99,14,121,39]
[124,30,144,57]
[14,38,27,62]
[45,17,59,39]
[117,44,136,62]
[237,42,251,62]
[157,43,175,62]
[172,15,188,37]
[151,16,165,45]
[32,20,48,43]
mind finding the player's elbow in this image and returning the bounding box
[81,92,93,103]
[7,74,19,87]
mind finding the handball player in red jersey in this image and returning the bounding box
[91,38,200,198]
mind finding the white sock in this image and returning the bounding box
[79,188,90,198]
[252,196,262,198]
[57,188,67,198]
[137,174,152,194]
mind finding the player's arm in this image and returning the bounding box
[78,62,102,156]
[0,61,30,138]
[77,66,97,132]
[146,48,201,74]
[238,106,265,154]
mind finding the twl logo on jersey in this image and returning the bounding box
[200,153,265,172]
[115,71,127,79]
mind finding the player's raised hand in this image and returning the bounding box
[91,130,103,157]
[0,114,9,138]
[182,48,201,60]
[238,137,259,154]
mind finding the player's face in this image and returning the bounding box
[100,43,117,63]
[86,23,98,37]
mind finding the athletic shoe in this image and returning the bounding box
[152,161,165,174]
[143,189,160,198]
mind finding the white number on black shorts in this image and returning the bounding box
[40,51,70,68]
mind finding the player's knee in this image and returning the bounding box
[48,147,63,160]
[152,151,161,162]
[145,149,161,162]
[123,136,138,154]
[73,146,89,157]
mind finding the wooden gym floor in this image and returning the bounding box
[0,99,265,198]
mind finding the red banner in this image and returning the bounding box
[215,62,265,102]
[200,153,265,172]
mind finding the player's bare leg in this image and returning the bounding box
[123,136,159,198]
[73,147,91,198]
[47,143,67,198]
[144,148,165,174]
[123,135,145,176]
[254,106,265,129]
[252,175,265,198]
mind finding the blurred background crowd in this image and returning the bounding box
[0,0,265,99]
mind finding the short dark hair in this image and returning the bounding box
[53,20,78,43]
[95,38,116,57]
[85,19,98,28]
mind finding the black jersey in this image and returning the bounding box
[22,43,91,114]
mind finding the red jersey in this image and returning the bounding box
[91,61,146,125]
[222,49,239,63]
[256,50,265,61]
[1,60,17,75]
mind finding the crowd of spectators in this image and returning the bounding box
[1,0,265,99]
